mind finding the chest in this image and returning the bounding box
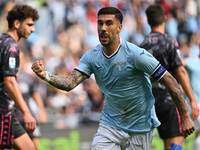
[92,54,136,82]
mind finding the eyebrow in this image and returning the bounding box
[27,23,35,26]
[97,19,114,23]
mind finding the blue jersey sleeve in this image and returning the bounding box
[75,51,93,77]
[134,47,166,81]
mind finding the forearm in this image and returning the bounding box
[48,74,76,91]
[45,70,87,91]
[31,61,88,91]
[4,76,31,114]
[32,92,45,110]
[175,66,196,103]
[160,72,188,116]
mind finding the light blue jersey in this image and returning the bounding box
[185,57,200,105]
[76,39,166,133]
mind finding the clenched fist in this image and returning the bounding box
[31,60,46,79]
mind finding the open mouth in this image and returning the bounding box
[100,33,109,41]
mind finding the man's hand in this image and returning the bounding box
[190,100,199,120]
[31,60,46,79]
[182,113,195,138]
[23,112,36,133]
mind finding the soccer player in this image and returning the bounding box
[0,4,39,150]
[14,51,47,150]
[32,7,194,150]
[181,38,200,150]
[140,4,199,150]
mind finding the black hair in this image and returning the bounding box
[7,4,39,29]
[146,4,165,27]
[97,7,123,24]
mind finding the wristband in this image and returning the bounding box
[43,71,51,82]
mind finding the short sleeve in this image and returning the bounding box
[2,45,19,77]
[168,39,182,69]
[134,47,167,81]
[75,51,93,77]
[134,48,160,75]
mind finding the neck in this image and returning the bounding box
[151,23,165,34]
[103,38,120,56]
[7,29,19,42]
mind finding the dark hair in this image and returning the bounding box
[7,4,39,29]
[97,7,123,24]
[146,4,165,27]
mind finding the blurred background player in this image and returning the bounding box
[14,51,47,150]
[140,4,199,150]
[180,33,200,150]
[0,4,39,150]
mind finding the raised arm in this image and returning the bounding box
[160,71,195,138]
[31,60,88,91]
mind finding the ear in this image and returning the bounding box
[117,24,123,34]
[13,20,21,29]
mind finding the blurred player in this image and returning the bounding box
[0,4,39,150]
[14,52,47,150]
[32,7,194,150]
[140,4,199,150]
[181,35,200,150]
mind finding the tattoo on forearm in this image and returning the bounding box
[163,74,188,115]
[48,70,87,91]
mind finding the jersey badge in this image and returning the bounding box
[9,57,16,68]
[114,61,125,72]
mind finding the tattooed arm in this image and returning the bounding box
[174,66,199,120]
[47,70,88,91]
[31,60,88,91]
[160,71,187,115]
[160,71,195,138]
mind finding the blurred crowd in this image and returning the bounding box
[0,0,200,129]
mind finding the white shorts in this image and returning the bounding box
[91,125,155,150]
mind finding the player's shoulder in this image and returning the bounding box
[82,44,102,60]
[86,44,102,54]
[121,39,138,49]
[121,39,145,55]
[163,34,178,45]
[0,33,17,47]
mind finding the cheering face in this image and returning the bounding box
[97,14,122,47]
[17,17,35,39]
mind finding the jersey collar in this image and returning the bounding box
[102,39,122,59]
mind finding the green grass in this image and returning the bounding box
[150,129,195,150]
[38,129,196,150]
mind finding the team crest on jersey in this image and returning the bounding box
[114,61,125,71]
[9,57,16,68]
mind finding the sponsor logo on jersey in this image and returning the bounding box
[95,66,101,70]
[8,46,17,53]
[140,50,145,55]
[9,57,16,68]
